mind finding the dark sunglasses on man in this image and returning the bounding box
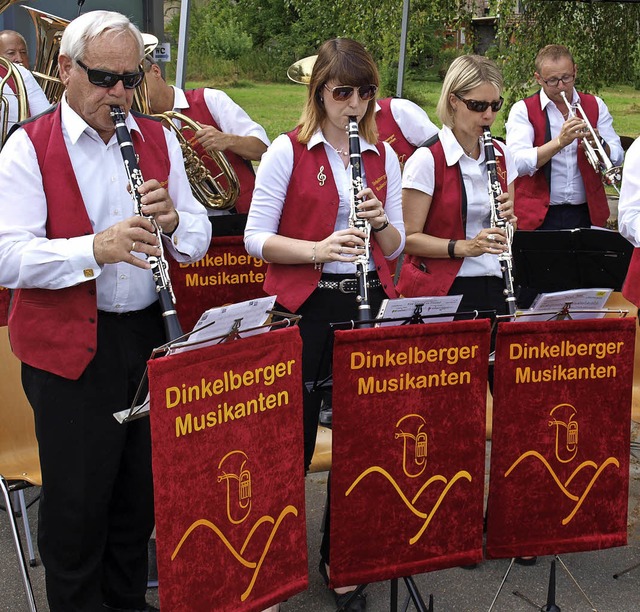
[76,59,145,90]
[324,84,378,102]
[455,93,504,113]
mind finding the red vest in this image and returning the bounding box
[264,130,397,313]
[622,249,640,307]
[515,91,609,230]
[182,89,256,214]
[376,98,416,169]
[397,138,508,297]
[9,106,170,379]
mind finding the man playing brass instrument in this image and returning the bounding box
[506,44,623,230]
[0,29,51,136]
[142,55,270,214]
[0,10,210,612]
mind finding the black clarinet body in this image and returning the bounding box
[481,126,517,317]
[347,116,373,327]
[110,105,184,341]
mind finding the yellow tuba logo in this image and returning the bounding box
[395,414,428,478]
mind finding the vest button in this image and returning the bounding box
[87,347,95,353]
[89,317,95,324]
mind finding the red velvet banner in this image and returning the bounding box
[0,286,8,326]
[170,235,267,333]
[486,318,636,559]
[330,320,491,586]
[147,327,307,611]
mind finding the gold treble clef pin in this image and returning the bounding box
[317,165,327,187]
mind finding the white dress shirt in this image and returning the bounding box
[506,88,623,205]
[1,64,51,133]
[170,86,270,217]
[171,86,270,146]
[402,125,517,279]
[376,98,439,147]
[617,136,640,246]
[0,95,211,312]
[244,129,405,274]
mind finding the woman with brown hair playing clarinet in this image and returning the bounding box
[244,38,404,611]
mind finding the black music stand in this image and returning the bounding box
[512,229,633,308]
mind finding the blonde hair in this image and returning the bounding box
[297,38,379,144]
[436,55,503,128]
[535,44,574,73]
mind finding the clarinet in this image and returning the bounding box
[481,126,517,317]
[110,105,184,341]
[347,116,372,327]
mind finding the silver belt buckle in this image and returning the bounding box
[338,279,354,293]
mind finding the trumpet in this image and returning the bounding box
[560,91,621,193]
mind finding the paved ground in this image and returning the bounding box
[2,430,640,612]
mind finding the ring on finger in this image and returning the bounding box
[487,234,496,241]
[131,241,136,252]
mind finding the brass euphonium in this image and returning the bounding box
[0,56,29,146]
[154,111,240,210]
[21,6,69,104]
[286,55,317,85]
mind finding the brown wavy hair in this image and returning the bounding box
[297,38,379,145]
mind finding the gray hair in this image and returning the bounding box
[60,10,144,63]
[436,55,503,128]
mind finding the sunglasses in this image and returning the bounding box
[76,59,145,90]
[455,93,504,113]
[324,84,378,102]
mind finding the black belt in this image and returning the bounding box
[317,277,382,293]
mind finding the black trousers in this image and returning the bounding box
[539,203,591,230]
[294,277,386,472]
[22,304,164,612]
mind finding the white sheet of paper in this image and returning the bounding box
[515,288,613,322]
[376,295,463,327]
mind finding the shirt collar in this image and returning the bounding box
[439,124,503,166]
[308,127,380,155]
[440,125,466,166]
[539,87,578,111]
[60,94,144,145]
[171,86,189,112]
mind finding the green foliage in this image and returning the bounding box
[494,0,640,109]
[166,0,640,98]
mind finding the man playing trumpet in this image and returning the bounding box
[506,44,623,230]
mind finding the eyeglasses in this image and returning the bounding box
[75,59,144,90]
[324,84,378,102]
[454,93,504,113]
[539,73,576,88]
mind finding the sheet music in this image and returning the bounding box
[172,295,277,353]
[113,296,277,423]
[515,288,613,322]
[376,295,463,327]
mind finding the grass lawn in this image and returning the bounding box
[188,79,640,145]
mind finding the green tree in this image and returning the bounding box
[494,0,640,105]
